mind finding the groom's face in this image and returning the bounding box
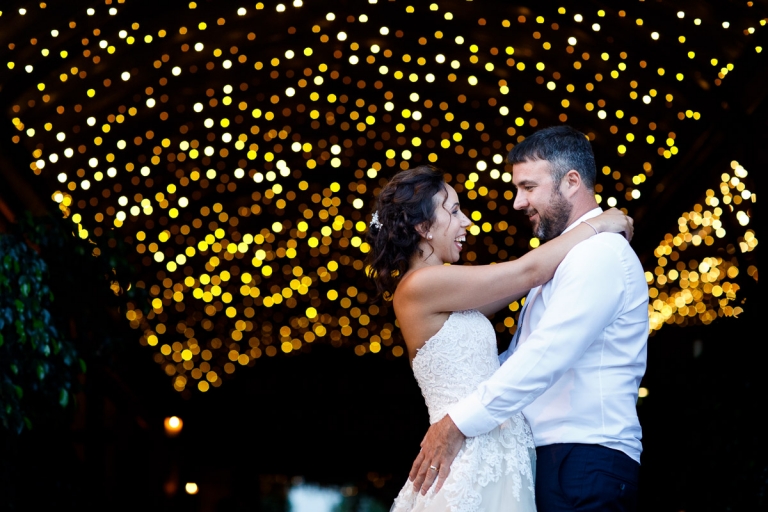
[512,159,573,241]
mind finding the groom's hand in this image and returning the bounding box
[408,415,465,495]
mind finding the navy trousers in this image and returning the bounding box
[535,443,639,512]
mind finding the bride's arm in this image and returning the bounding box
[396,210,632,315]
[475,290,526,318]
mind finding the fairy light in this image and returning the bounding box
[4,1,759,393]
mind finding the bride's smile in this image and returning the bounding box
[417,184,472,266]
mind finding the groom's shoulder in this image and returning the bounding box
[564,233,636,269]
[573,232,629,253]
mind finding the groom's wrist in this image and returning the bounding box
[447,396,497,438]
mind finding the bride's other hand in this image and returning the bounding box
[587,208,634,242]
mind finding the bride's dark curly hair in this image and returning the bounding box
[366,165,447,300]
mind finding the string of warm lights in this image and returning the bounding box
[647,161,756,331]
[2,1,761,393]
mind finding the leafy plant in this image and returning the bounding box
[0,213,143,433]
[0,225,81,433]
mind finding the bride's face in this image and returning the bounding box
[421,184,472,264]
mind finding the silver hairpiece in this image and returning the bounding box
[370,211,382,229]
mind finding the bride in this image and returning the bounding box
[365,165,632,512]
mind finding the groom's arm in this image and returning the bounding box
[450,239,625,436]
[410,238,626,493]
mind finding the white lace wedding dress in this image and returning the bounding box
[391,310,537,512]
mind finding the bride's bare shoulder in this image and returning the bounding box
[398,265,451,295]
[391,273,427,316]
[393,267,439,311]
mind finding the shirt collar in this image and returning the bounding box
[561,207,603,235]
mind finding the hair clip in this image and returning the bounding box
[370,211,382,229]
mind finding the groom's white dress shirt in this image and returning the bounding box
[448,208,649,463]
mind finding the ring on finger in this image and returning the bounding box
[429,465,438,471]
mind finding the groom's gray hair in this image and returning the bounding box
[507,125,597,191]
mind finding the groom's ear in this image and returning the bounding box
[562,170,582,197]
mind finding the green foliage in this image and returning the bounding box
[0,226,80,433]
[0,213,144,434]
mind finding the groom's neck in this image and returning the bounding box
[564,194,600,229]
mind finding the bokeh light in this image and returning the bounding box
[163,415,184,437]
[2,1,759,394]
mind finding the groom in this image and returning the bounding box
[409,125,649,511]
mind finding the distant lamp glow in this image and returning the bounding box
[185,483,199,495]
[638,387,649,398]
[164,416,183,437]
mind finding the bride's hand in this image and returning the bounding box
[587,208,634,241]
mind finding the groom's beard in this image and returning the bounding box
[526,190,572,242]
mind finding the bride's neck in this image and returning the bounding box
[396,249,444,299]
[405,246,443,275]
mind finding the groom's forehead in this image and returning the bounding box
[512,159,552,182]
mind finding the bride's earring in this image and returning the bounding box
[427,234,433,240]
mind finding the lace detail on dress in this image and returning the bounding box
[391,310,536,512]
[411,311,500,425]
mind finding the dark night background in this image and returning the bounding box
[3,307,766,511]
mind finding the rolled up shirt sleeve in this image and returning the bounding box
[448,238,627,438]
